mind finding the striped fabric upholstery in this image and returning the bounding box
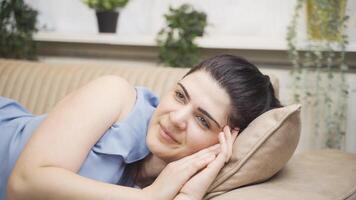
[0,59,188,114]
[0,59,279,115]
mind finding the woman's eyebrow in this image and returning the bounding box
[177,82,222,129]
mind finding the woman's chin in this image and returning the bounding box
[146,136,183,163]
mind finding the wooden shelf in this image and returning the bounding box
[33,32,356,68]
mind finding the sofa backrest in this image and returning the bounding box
[0,59,279,115]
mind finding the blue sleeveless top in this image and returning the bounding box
[0,87,159,200]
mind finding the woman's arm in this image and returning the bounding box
[7,75,144,199]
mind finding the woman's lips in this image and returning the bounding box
[159,124,180,144]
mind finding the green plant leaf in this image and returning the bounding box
[156,4,207,68]
[0,0,38,60]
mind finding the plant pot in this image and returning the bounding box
[306,0,346,41]
[95,11,119,33]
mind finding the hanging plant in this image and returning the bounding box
[157,4,207,68]
[0,0,38,60]
[286,0,349,149]
[306,0,347,41]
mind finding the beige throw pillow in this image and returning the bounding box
[205,104,301,199]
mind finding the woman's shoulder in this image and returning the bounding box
[85,75,158,125]
[88,75,137,123]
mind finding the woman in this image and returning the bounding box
[1,54,280,200]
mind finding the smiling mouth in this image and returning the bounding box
[159,124,180,144]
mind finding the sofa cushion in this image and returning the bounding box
[206,104,301,199]
[210,149,356,200]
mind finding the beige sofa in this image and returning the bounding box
[1,59,356,200]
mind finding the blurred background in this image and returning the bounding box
[1,0,356,153]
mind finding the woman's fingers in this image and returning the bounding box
[176,133,228,199]
[220,126,239,163]
[224,126,232,161]
[217,131,228,163]
[178,143,220,164]
[172,147,219,180]
[174,127,239,200]
[146,142,223,200]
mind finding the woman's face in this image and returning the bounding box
[146,70,231,162]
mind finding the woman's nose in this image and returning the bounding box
[169,106,189,130]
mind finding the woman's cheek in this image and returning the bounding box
[159,96,177,112]
[187,128,216,153]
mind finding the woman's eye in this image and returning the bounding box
[175,91,185,102]
[196,115,210,129]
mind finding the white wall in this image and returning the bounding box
[25,0,356,45]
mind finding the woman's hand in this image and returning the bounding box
[175,126,239,200]
[142,144,221,200]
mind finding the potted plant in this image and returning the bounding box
[286,0,349,149]
[156,4,207,68]
[83,0,129,33]
[0,0,38,60]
